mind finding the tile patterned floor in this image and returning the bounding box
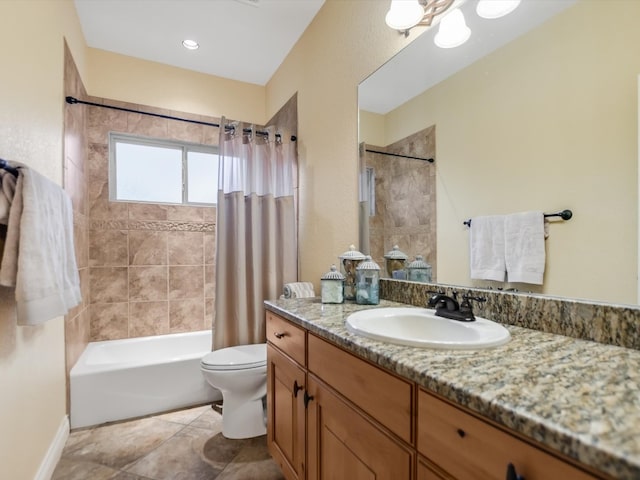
[52,405,285,480]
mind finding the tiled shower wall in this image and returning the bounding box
[365,125,437,279]
[63,42,90,378]
[86,99,219,341]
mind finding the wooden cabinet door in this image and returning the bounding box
[306,375,413,480]
[267,344,306,480]
[417,456,454,480]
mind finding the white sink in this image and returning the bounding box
[346,307,510,349]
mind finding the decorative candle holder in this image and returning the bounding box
[383,245,408,279]
[355,256,380,305]
[407,255,432,283]
[321,265,345,304]
[338,245,366,301]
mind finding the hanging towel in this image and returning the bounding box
[0,170,17,225]
[0,165,82,325]
[469,215,506,282]
[504,211,546,285]
[282,282,316,299]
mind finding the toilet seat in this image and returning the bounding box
[201,343,266,371]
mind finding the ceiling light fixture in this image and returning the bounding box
[386,0,522,47]
[385,0,455,36]
[434,8,471,48]
[182,39,199,50]
[476,0,521,19]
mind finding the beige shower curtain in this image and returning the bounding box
[214,120,298,349]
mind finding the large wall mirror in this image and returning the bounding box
[358,0,640,306]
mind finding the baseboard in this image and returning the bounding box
[34,414,69,480]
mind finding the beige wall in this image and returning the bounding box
[359,110,386,147]
[367,1,640,304]
[0,1,87,478]
[87,48,266,125]
[266,0,420,285]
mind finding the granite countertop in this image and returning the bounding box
[264,297,640,479]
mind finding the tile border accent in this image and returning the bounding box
[129,220,215,232]
[90,220,215,232]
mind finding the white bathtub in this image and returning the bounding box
[70,330,221,429]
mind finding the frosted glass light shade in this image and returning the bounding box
[385,0,425,30]
[434,8,470,48]
[476,0,521,19]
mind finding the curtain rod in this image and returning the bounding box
[365,148,434,163]
[65,96,297,142]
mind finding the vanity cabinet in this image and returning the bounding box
[266,311,605,480]
[417,457,452,480]
[266,311,414,480]
[266,312,307,480]
[417,389,599,480]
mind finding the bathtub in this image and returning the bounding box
[70,330,221,429]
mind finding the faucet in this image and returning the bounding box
[427,292,459,311]
[427,291,486,322]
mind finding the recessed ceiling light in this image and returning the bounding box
[182,39,199,50]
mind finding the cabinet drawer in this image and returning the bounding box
[308,334,413,444]
[266,312,306,366]
[417,390,598,480]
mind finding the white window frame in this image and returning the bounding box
[108,132,218,206]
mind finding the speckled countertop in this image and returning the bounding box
[265,297,640,480]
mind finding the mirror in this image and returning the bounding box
[358,0,640,306]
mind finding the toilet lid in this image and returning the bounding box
[201,343,266,371]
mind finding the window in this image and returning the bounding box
[366,167,376,216]
[109,133,218,205]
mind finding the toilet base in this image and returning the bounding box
[221,395,266,439]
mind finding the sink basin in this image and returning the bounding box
[346,307,510,349]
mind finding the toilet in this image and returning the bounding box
[200,343,267,439]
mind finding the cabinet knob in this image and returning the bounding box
[304,391,315,408]
[456,428,466,438]
[506,463,524,480]
[273,332,287,339]
[293,380,303,398]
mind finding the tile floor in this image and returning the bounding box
[52,405,285,480]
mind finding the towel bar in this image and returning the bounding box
[0,159,19,177]
[463,209,572,227]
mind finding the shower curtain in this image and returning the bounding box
[214,119,298,349]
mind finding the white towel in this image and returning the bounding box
[282,282,316,299]
[0,166,82,325]
[469,215,506,282]
[505,211,546,285]
[0,170,17,225]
